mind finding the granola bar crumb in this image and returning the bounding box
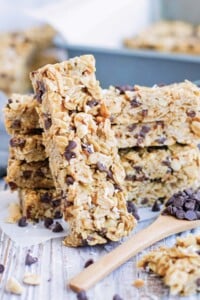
[138,235,200,296]
[5,277,23,295]
[132,278,145,288]
[23,273,41,285]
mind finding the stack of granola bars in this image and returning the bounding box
[4,94,62,221]
[104,81,200,206]
[4,55,200,247]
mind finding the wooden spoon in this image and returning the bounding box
[69,215,200,292]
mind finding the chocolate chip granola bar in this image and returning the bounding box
[19,189,62,220]
[138,235,200,296]
[104,82,200,147]
[6,159,54,190]
[121,144,200,205]
[9,134,46,162]
[4,94,40,135]
[31,55,136,247]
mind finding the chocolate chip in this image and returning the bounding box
[140,125,151,137]
[151,200,160,212]
[54,211,63,219]
[35,80,45,103]
[96,162,107,172]
[84,259,94,268]
[40,192,52,203]
[25,252,38,266]
[130,97,141,108]
[115,85,135,94]
[66,175,75,185]
[44,217,54,228]
[8,181,17,190]
[77,291,88,300]
[44,114,52,130]
[141,198,149,205]
[127,202,140,220]
[134,166,142,173]
[0,264,4,273]
[35,170,44,177]
[113,294,123,300]
[86,99,99,107]
[175,209,185,219]
[140,109,148,117]
[127,124,137,132]
[173,197,185,208]
[64,151,76,161]
[156,137,166,144]
[52,222,64,232]
[186,110,196,118]
[162,159,171,167]
[66,140,77,151]
[18,217,28,227]
[23,170,32,179]
[185,210,197,220]
[52,199,61,207]
[11,119,21,129]
[156,120,165,128]
[196,278,200,286]
[184,200,196,210]
[82,143,93,154]
[64,141,77,161]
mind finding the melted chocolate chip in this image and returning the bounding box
[35,80,45,103]
[140,125,151,137]
[40,192,52,203]
[115,85,135,94]
[96,162,107,172]
[66,175,75,185]
[11,119,21,129]
[86,99,99,107]
[127,124,137,132]
[18,217,28,227]
[25,252,38,266]
[130,97,141,108]
[23,170,32,179]
[84,259,94,268]
[0,264,4,273]
[156,137,166,144]
[35,170,44,177]
[44,114,52,130]
[186,110,196,118]
[140,109,148,117]
[196,278,200,286]
[52,222,64,232]
[10,137,26,147]
[8,181,18,190]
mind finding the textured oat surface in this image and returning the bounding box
[120,144,200,205]
[31,55,136,246]
[138,235,200,296]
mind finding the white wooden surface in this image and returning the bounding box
[0,179,199,300]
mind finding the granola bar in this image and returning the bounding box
[31,55,136,247]
[9,134,46,162]
[124,21,200,55]
[138,235,200,296]
[6,159,54,190]
[19,189,62,220]
[4,94,40,135]
[104,82,200,147]
[113,119,200,148]
[122,145,200,205]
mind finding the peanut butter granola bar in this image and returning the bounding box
[31,55,136,247]
[6,159,54,190]
[9,134,46,162]
[104,82,200,147]
[4,94,40,135]
[138,235,200,296]
[19,189,62,220]
[121,144,200,206]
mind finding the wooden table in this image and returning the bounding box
[0,179,199,300]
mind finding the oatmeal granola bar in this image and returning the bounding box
[19,189,62,220]
[6,159,54,190]
[122,144,200,205]
[104,82,200,147]
[31,55,136,247]
[113,119,200,148]
[138,235,200,296]
[124,21,200,55]
[9,134,46,162]
[4,94,40,135]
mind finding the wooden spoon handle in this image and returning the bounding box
[69,216,200,292]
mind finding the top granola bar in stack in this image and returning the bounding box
[104,81,200,148]
[31,55,136,247]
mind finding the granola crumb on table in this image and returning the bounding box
[138,235,200,296]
